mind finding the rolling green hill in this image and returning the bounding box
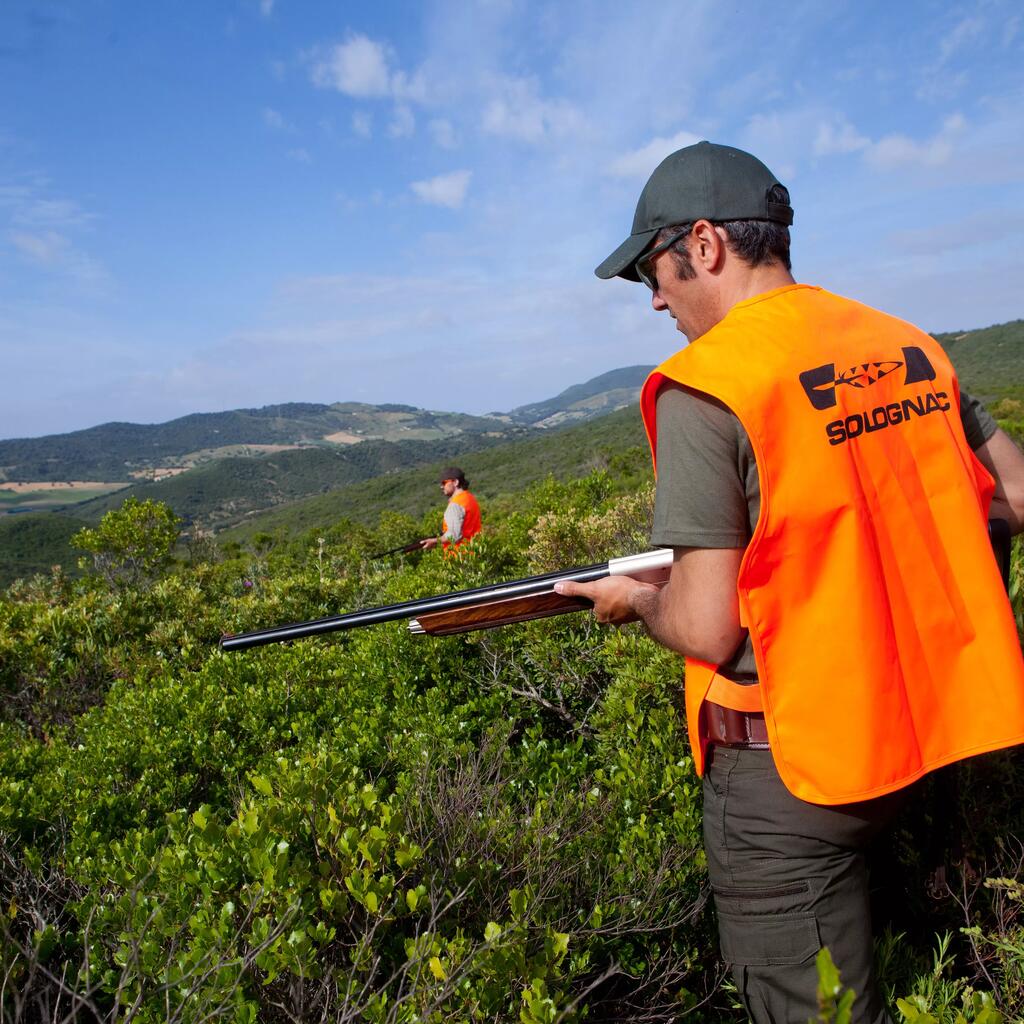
[0,402,509,484]
[70,429,535,531]
[0,513,89,585]
[934,319,1024,398]
[0,408,649,586]
[217,406,651,546]
[506,365,653,426]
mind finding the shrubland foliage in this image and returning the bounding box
[1,477,1022,1022]
[991,399,1024,450]
[71,497,181,589]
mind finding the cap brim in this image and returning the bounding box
[594,228,659,281]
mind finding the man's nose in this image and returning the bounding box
[651,290,668,311]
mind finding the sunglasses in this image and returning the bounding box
[635,227,692,292]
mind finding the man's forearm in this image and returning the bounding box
[629,583,689,654]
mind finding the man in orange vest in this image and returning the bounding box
[420,466,481,554]
[555,142,1024,1022]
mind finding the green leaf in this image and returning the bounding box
[510,888,527,918]
[250,774,273,797]
[816,946,841,996]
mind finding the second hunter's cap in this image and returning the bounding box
[594,141,793,282]
[438,466,465,483]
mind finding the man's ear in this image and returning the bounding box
[691,219,726,270]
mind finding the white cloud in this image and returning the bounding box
[916,15,986,100]
[8,228,107,287]
[0,174,108,290]
[391,67,434,106]
[938,16,984,64]
[262,107,288,131]
[864,113,967,170]
[481,76,585,144]
[259,0,273,16]
[351,111,372,138]
[915,70,969,103]
[1002,15,1021,48]
[10,196,94,228]
[429,118,457,149]
[886,210,1024,257]
[388,105,415,138]
[310,34,394,98]
[740,110,823,180]
[10,229,69,265]
[606,130,703,178]
[410,169,471,209]
[814,117,869,157]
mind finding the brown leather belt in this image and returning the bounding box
[704,699,770,750]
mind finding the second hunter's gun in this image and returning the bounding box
[368,538,430,559]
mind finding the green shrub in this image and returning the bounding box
[0,470,1021,1021]
[72,496,181,589]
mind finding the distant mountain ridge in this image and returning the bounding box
[0,368,657,485]
[0,402,508,484]
[2,317,1021,492]
[69,430,532,531]
[505,365,653,426]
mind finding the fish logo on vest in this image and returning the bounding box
[798,346,936,411]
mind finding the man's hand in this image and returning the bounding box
[420,537,440,550]
[553,576,659,625]
[557,547,746,663]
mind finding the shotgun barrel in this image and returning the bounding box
[219,549,673,652]
[367,539,428,559]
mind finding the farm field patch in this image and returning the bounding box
[0,480,129,512]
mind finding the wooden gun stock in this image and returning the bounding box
[411,590,595,636]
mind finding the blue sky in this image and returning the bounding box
[1,0,1022,439]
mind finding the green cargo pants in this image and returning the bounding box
[703,746,905,1024]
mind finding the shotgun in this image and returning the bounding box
[367,538,429,559]
[219,548,674,652]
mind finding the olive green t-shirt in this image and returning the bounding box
[651,384,998,680]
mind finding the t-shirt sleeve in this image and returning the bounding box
[442,500,466,542]
[651,383,750,548]
[960,390,997,450]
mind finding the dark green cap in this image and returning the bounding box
[595,141,793,282]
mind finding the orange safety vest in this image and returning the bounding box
[640,283,1024,805]
[442,489,482,554]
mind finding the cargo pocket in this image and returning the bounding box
[714,882,820,967]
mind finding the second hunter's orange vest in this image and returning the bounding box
[442,489,482,554]
[640,284,1024,805]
